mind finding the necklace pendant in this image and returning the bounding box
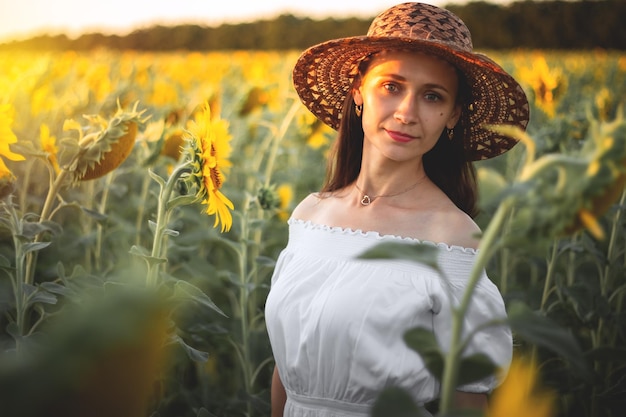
[360,195,372,206]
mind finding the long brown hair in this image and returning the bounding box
[320,59,478,217]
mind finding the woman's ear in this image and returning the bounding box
[353,89,363,106]
[352,77,363,106]
[447,104,462,129]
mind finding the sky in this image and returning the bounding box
[0,0,514,43]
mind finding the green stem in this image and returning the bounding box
[39,169,69,224]
[249,126,276,177]
[238,199,253,416]
[135,174,152,246]
[14,246,26,354]
[18,158,35,214]
[263,100,301,187]
[82,180,96,274]
[591,166,625,408]
[530,239,561,365]
[7,203,26,355]
[540,240,560,311]
[605,189,626,360]
[498,209,515,296]
[24,169,70,285]
[611,215,626,343]
[95,172,115,271]
[499,247,510,296]
[520,154,587,182]
[603,188,626,297]
[248,210,263,327]
[439,198,513,413]
[146,164,190,287]
[586,189,624,417]
[567,234,578,286]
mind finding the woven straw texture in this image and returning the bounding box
[292,2,530,160]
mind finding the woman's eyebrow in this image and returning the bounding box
[376,73,452,93]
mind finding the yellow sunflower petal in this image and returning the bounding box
[0,157,14,180]
[578,209,605,240]
[0,143,24,162]
[0,104,25,162]
[40,123,60,173]
[185,101,235,233]
[488,358,556,417]
[0,158,16,199]
[204,189,234,232]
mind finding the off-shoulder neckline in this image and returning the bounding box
[289,218,479,255]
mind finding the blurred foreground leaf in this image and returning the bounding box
[358,241,441,273]
[507,301,590,379]
[371,387,430,417]
[404,327,445,380]
[457,353,497,386]
[0,283,171,417]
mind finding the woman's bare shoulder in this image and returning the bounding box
[436,206,482,250]
[412,186,482,249]
[291,193,324,220]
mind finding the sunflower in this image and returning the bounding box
[0,158,16,200]
[0,104,24,164]
[307,120,333,150]
[277,184,294,221]
[0,103,24,198]
[517,55,565,119]
[63,101,148,183]
[184,102,234,233]
[488,116,626,242]
[161,130,185,161]
[257,184,280,211]
[40,123,60,174]
[488,357,556,417]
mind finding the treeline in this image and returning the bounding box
[2,0,625,51]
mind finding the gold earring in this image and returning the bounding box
[355,104,362,117]
[447,127,454,140]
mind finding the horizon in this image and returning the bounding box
[0,0,520,43]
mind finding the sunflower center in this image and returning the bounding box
[209,144,222,189]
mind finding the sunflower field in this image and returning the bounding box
[0,48,625,417]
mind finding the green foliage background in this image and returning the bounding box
[0,47,625,417]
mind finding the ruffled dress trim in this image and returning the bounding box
[289,218,479,255]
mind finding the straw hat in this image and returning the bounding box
[292,2,530,160]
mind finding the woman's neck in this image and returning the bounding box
[356,155,427,197]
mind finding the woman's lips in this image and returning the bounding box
[386,129,415,143]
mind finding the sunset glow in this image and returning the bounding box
[0,0,407,42]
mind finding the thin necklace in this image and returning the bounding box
[354,176,426,206]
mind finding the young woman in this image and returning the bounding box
[265,3,530,416]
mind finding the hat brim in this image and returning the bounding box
[292,36,530,161]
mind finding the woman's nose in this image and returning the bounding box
[394,95,418,124]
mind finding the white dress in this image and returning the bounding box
[265,219,512,417]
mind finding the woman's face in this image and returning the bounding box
[354,50,461,165]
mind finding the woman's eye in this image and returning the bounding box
[383,83,398,93]
[425,93,441,101]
